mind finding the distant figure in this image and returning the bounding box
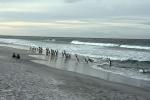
[62,52,64,57]
[139,68,145,73]
[38,47,42,54]
[68,54,71,59]
[88,57,94,63]
[65,53,71,59]
[12,53,16,58]
[62,50,66,57]
[46,48,49,56]
[108,58,111,67]
[63,50,66,57]
[41,47,43,54]
[75,54,79,62]
[54,50,58,56]
[16,54,21,59]
[38,47,41,54]
[85,58,88,63]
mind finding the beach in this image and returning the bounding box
[0,45,150,100]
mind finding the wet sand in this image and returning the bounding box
[0,46,150,100]
[30,53,150,91]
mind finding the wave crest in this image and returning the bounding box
[71,40,119,47]
[120,45,150,50]
[71,40,150,50]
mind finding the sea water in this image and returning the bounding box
[0,36,150,81]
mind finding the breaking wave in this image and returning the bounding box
[120,45,150,50]
[71,40,150,50]
[71,40,119,47]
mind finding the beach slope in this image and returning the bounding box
[0,46,149,100]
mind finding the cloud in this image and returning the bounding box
[0,19,150,39]
[64,0,84,3]
[0,0,150,21]
[0,20,89,30]
[0,0,150,38]
[0,3,48,13]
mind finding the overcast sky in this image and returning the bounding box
[0,0,150,38]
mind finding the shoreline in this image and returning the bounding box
[0,45,150,99]
[0,43,150,85]
[30,54,150,91]
[1,43,150,88]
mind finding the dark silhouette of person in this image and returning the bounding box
[88,57,94,63]
[85,58,88,63]
[12,53,16,58]
[16,54,20,59]
[108,58,111,67]
[75,54,79,62]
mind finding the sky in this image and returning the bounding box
[0,0,150,38]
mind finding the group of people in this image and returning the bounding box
[62,50,71,59]
[84,57,95,64]
[30,46,43,54]
[38,47,43,54]
[49,49,58,56]
[29,46,38,53]
[12,53,20,59]
[29,46,112,66]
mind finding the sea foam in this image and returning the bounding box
[71,40,119,47]
[71,40,150,50]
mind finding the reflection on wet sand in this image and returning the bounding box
[29,46,150,91]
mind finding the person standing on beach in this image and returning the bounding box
[108,58,112,67]
[62,52,64,57]
[88,57,94,63]
[16,54,21,59]
[12,53,16,58]
[46,48,49,56]
[56,50,58,56]
[85,58,88,63]
[41,47,43,54]
[75,54,79,62]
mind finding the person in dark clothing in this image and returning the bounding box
[16,54,21,59]
[12,53,16,58]
[46,48,49,56]
[75,54,79,62]
[88,57,94,63]
[108,58,112,67]
[85,58,88,63]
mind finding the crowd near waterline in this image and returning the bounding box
[29,46,112,66]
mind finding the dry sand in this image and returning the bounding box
[0,46,150,100]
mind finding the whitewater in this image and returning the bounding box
[0,36,150,81]
[0,37,150,62]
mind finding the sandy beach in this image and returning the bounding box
[0,46,150,100]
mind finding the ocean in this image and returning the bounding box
[0,35,150,81]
